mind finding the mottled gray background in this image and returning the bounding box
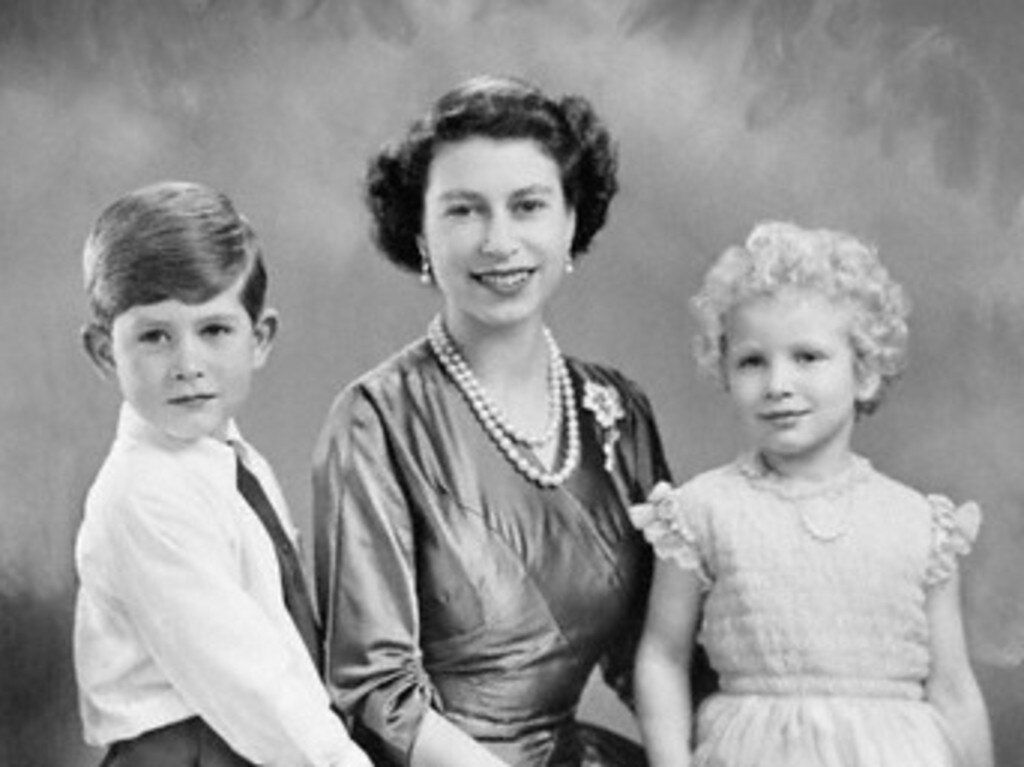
[2,1,1024,764]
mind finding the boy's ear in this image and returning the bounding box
[81,324,116,379]
[252,308,279,370]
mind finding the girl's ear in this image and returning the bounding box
[855,363,882,407]
[82,324,116,380]
[251,308,279,370]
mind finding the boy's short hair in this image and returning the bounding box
[83,181,267,330]
[690,220,910,415]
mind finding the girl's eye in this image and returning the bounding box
[734,354,764,370]
[795,349,825,364]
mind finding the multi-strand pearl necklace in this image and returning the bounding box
[427,316,579,488]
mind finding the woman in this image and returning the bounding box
[313,75,713,767]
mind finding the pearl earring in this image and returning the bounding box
[565,258,575,275]
[418,241,433,285]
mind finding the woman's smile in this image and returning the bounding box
[472,266,538,293]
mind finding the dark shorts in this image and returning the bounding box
[100,717,252,767]
[567,722,647,767]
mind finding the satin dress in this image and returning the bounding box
[313,339,711,767]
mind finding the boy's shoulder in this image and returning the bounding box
[86,427,234,523]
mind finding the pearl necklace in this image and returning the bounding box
[427,316,580,488]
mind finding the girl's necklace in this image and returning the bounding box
[795,495,853,543]
[739,453,871,544]
[427,316,580,488]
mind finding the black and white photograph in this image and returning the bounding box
[2,2,1024,765]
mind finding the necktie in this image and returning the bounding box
[235,456,322,670]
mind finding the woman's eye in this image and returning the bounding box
[514,197,547,215]
[734,354,764,370]
[444,202,478,219]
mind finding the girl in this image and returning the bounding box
[630,221,993,766]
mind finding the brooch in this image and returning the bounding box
[582,380,625,473]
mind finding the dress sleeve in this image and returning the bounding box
[924,494,982,587]
[590,374,667,710]
[630,481,713,589]
[313,384,438,767]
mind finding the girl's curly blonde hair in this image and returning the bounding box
[690,221,910,415]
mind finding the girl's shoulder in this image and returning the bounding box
[867,466,980,523]
[668,462,748,510]
[868,467,982,583]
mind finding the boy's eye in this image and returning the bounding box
[202,323,235,338]
[137,329,169,345]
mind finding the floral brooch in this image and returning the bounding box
[582,380,625,473]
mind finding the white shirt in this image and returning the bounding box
[74,404,362,767]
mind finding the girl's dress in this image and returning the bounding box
[635,453,980,767]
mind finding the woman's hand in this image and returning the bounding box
[409,710,510,767]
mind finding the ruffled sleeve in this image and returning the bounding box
[629,483,713,589]
[924,494,982,587]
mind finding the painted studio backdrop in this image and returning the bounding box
[3,1,1024,764]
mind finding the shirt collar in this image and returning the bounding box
[116,402,244,456]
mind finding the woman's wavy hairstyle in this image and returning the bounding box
[690,221,910,415]
[364,74,619,272]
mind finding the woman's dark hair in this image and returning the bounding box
[83,181,267,330]
[365,74,619,272]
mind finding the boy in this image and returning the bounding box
[74,181,370,767]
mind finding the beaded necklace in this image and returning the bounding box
[427,316,580,488]
[738,453,872,543]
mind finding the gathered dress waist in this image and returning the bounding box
[718,674,924,700]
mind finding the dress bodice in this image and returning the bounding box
[314,340,682,766]
[641,456,978,696]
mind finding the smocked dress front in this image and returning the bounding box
[313,339,715,767]
[634,454,979,767]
